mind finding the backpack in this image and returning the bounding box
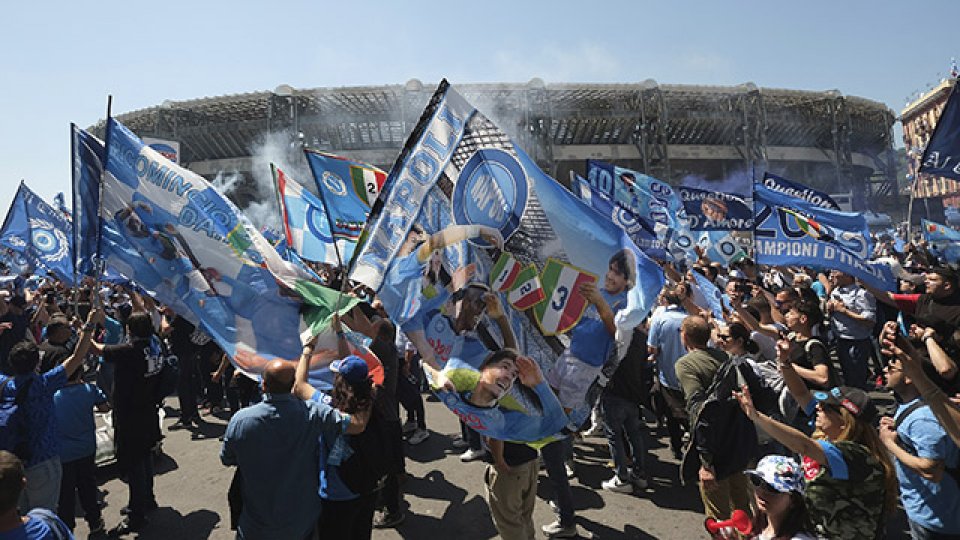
[0,376,34,462]
[684,355,778,482]
[337,393,400,495]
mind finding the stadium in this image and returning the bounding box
[93,79,898,212]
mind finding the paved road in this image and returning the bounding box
[73,396,909,539]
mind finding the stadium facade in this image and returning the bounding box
[93,79,898,211]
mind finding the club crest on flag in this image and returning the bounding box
[507,264,545,311]
[489,252,522,292]
[350,165,386,207]
[29,218,69,262]
[452,149,529,247]
[533,259,597,336]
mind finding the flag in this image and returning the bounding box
[100,118,352,378]
[676,185,753,231]
[761,172,840,210]
[585,160,688,229]
[0,182,74,285]
[697,230,747,266]
[506,264,545,310]
[922,219,960,262]
[275,165,343,265]
[691,270,730,320]
[490,252,522,292]
[71,124,105,278]
[754,182,896,290]
[919,84,960,181]
[304,150,387,263]
[53,193,71,221]
[533,259,597,336]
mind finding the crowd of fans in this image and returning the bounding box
[2,231,960,540]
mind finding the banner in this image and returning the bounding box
[754,183,896,291]
[919,84,960,181]
[691,270,731,320]
[304,150,387,265]
[101,118,351,378]
[761,172,840,211]
[275,165,341,265]
[585,160,687,229]
[0,182,74,285]
[533,259,596,336]
[677,186,753,231]
[71,124,105,278]
[923,219,960,262]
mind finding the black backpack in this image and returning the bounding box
[0,376,34,462]
[337,393,400,495]
[684,356,778,482]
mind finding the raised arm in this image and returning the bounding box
[776,339,814,410]
[484,293,517,350]
[62,307,101,378]
[415,225,503,263]
[735,384,826,464]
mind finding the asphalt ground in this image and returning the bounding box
[71,393,910,539]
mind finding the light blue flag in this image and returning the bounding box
[697,230,748,266]
[71,124,105,278]
[0,182,75,285]
[922,219,960,262]
[691,270,731,320]
[754,183,896,291]
[303,150,386,266]
[101,117,353,378]
[275,165,343,265]
[351,81,665,442]
[585,160,688,228]
[761,172,841,211]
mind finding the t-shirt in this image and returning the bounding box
[802,440,887,540]
[893,292,960,353]
[788,338,834,391]
[647,305,687,390]
[0,510,72,540]
[38,340,71,374]
[166,316,196,358]
[0,366,67,467]
[568,288,626,367]
[404,308,489,369]
[102,339,161,456]
[54,383,108,463]
[894,399,960,533]
[674,347,728,421]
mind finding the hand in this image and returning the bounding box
[515,356,543,388]
[0,322,11,334]
[775,339,793,363]
[475,226,504,250]
[699,466,718,491]
[878,417,897,447]
[881,321,899,344]
[578,282,602,306]
[494,460,513,475]
[733,384,758,421]
[483,293,505,319]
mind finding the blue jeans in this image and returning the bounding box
[836,337,874,390]
[540,438,575,527]
[600,393,648,481]
[909,520,960,540]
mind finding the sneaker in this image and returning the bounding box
[408,429,429,445]
[541,520,578,538]
[564,460,576,479]
[630,472,649,490]
[402,420,418,434]
[451,437,470,450]
[601,475,634,493]
[459,448,488,462]
[168,420,192,431]
[373,510,406,528]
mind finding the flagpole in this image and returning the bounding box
[94,96,112,303]
[69,125,80,294]
[269,163,288,246]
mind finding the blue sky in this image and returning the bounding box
[2,0,958,214]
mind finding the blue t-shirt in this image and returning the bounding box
[894,399,960,533]
[0,366,67,467]
[0,509,72,540]
[54,383,108,463]
[810,281,827,299]
[646,306,687,390]
[569,288,626,367]
[403,309,489,369]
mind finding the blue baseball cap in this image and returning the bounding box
[330,355,369,385]
[745,455,804,494]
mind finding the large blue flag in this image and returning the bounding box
[101,118,355,381]
[585,160,687,228]
[0,182,74,285]
[923,219,960,262]
[275,165,343,265]
[71,124,105,278]
[919,84,960,181]
[303,150,386,266]
[754,183,895,290]
[677,185,753,231]
[351,81,664,440]
[761,172,840,211]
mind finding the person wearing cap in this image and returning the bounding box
[743,455,815,540]
[877,334,960,539]
[734,340,898,540]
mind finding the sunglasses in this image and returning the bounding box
[717,334,731,341]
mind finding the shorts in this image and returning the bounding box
[545,351,602,410]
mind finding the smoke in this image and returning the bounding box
[679,168,753,197]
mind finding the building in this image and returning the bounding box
[92,80,897,211]
[902,77,960,212]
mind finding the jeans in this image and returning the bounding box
[58,454,101,530]
[540,439,575,527]
[836,337,874,390]
[600,393,648,481]
[20,456,62,511]
[396,371,425,429]
[909,520,960,540]
[125,452,155,522]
